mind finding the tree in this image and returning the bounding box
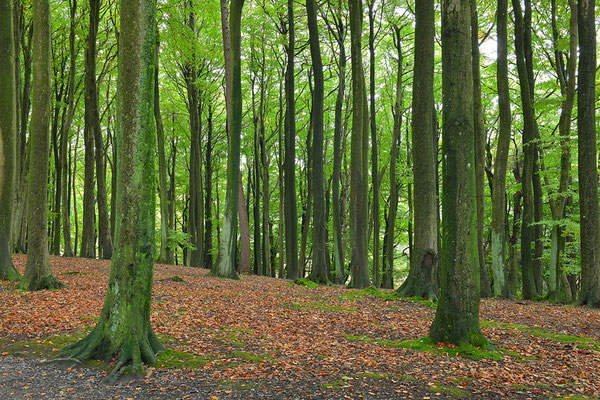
[397,0,437,299]
[490,0,511,298]
[306,0,328,284]
[284,0,299,280]
[213,0,245,279]
[0,0,20,281]
[18,0,63,291]
[429,0,486,346]
[577,0,600,307]
[62,0,164,377]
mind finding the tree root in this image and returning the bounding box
[396,275,438,302]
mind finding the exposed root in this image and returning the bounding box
[396,275,438,302]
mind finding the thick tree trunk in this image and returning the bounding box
[348,0,370,289]
[284,0,299,280]
[382,26,403,290]
[62,0,164,378]
[0,0,20,280]
[19,0,63,290]
[577,0,600,307]
[397,0,437,299]
[429,0,486,347]
[471,0,491,298]
[306,0,328,284]
[491,0,511,298]
[214,0,244,279]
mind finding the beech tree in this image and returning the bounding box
[0,0,20,281]
[62,0,164,377]
[429,0,486,346]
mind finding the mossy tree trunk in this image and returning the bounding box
[0,0,20,281]
[429,0,486,347]
[62,0,164,377]
[397,0,437,299]
[348,0,370,289]
[19,0,63,291]
[214,0,244,280]
[306,0,328,285]
[577,0,600,307]
[204,105,214,270]
[491,0,511,298]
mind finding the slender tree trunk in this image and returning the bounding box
[491,0,511,298]
[382,26,403,290]
[204,105,214,269]
[214,0,244,279]
[512,0,537,299]
[577,0,600,307]
[62,0,164,376]
[397,0,437,299]
[259,56,270,277]
[0,0,20,280]
[284,0,299,280]
[61,0,77,258]
[471,0,491,298]
[19,0,63,290]
[430,0,486,346]
[306,0,328,284]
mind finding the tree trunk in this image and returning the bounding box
[397,0,437,299]
[284,0,299,280]
[204,105,214,269]
[0,0,20,280]
[429,0,486,347]
[154,29,171,265]
[348,0,370,289]
[577,0,600,307]
[62,0,164,378]
[214,0,244,279]
[306,0,328,284]
[382,26,403,290]
[512,0,537,299]
[60,0,77,258]
[491,0,511,298]
[19,0,63,290]
[470,0,490,298]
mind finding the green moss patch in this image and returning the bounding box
[0,334,83,359]
[289,278,319,289]
[60,271,87,276]
[160,276,185,282]
[231,351,274,364]
[154,348,212,369]
[429,384,469,398]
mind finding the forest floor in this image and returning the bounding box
[1,255,599,399]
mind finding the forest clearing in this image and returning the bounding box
[1,255,599,399]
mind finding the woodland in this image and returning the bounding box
[0,0,600,397]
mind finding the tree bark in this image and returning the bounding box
[214,0,244,279]
[62,0,164,378]
[306,0,328,284]
[577,0,600,307]
[204,105,214,269]
[470,0,491,298]
[19,0,63,290]
[397,0,437,299]
[284,0,299,280]
[491,0,511,298]
[429,0,486,347]
[0,0,20,280]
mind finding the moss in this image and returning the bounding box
[61,271,87,276]
[429,384,469,398]
[354,372,391,380]
[321,380,349,390]
[0,334,82,359]
[154,348,211,369]
[218,380,260,391]
[289,278,319,289]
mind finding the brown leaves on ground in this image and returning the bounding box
[1,254,600,399]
